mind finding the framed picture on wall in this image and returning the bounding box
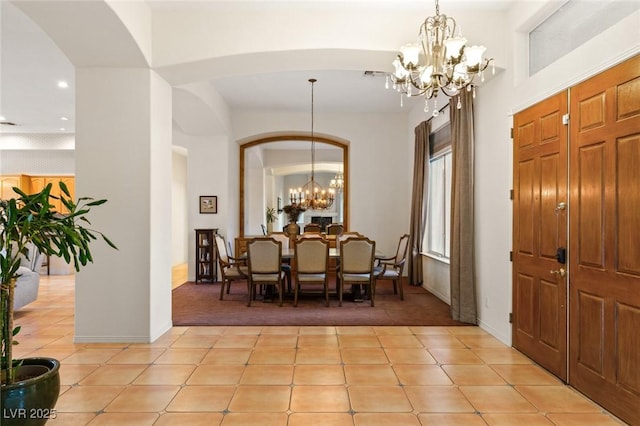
[199,196,218,214]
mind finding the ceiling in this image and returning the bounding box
[0,0,514,135]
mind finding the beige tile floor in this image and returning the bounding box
[10,275,626,426]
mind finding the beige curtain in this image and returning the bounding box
[449,91,477,323]
[408,120,431,286]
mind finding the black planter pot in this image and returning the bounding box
[1,357,61,426]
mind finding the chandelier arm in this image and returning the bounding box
[385,0,493,110]
[439,84,462,97]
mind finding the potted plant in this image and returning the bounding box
[282,204,306,224]
[1,183,116,425]
[265,207,276,234]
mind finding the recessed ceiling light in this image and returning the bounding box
[57,81,69,89]
[60,116,69,121]
[0,116,5,121]
[59,127,66,131]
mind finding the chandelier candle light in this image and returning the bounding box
[289,79,335,210]
[386,0,494,116]
[330,167,344,192]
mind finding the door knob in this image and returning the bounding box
[550,268,566,278]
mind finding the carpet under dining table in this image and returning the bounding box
[172,279,465,327]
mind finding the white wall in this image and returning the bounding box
[171,149,188,266]
[74,68,173,343]
[422,256,450,304]
[245,146,266,236]
[0,134,75,174]
[171,79,234,278]
[175,130,233,281]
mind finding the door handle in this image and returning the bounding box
[550,268,566,278]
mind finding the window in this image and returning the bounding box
[426,150,452,259]
[529,0,639,75]
[423,124,452,261]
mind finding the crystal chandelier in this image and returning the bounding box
[289,79,335,210]
[329,166,344,192]
[386,0,494,116]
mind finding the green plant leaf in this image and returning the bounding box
[59,181,71,197]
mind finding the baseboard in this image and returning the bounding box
[423,284,451,305]
[73,335,153,344]
[478,318,512,346]
[151,320,174,342]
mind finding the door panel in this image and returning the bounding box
[539,154,561,259]
[515,273,535,337]
[569,55,640,425]
[576,143,605,268]
[517,160,535,256]
[617,135,640,275]
[576,291,604,374]
[513,91,568,380]
[539,279,559,348]
[616,303,640,393]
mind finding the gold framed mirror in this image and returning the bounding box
[239,134,349,236]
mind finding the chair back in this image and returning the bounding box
[295,238,329,274]
[395,234,410,265]
[337,232,363,243]
[303,223,322,233]
[269,232,290,250]
[247,238,282,274]
[340,237,375,274]
[214,234,230,264]
[326,223,344,235]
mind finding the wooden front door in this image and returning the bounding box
[568,55,640,425]
[512,92,568,380]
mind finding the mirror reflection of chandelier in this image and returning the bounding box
[385,0,494,116]
[289,79,335,210]
[330,167,344,192]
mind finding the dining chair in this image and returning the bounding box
[374,234,409,300]
[326,223,344,235]
[335,232,364,276]
[294,238,330,307]
[246,237,286,307]
[269,232,293,293]
[337,231,364,243]
[214,234,248,300]
[303,223,322,233]
[337,237,377,307]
